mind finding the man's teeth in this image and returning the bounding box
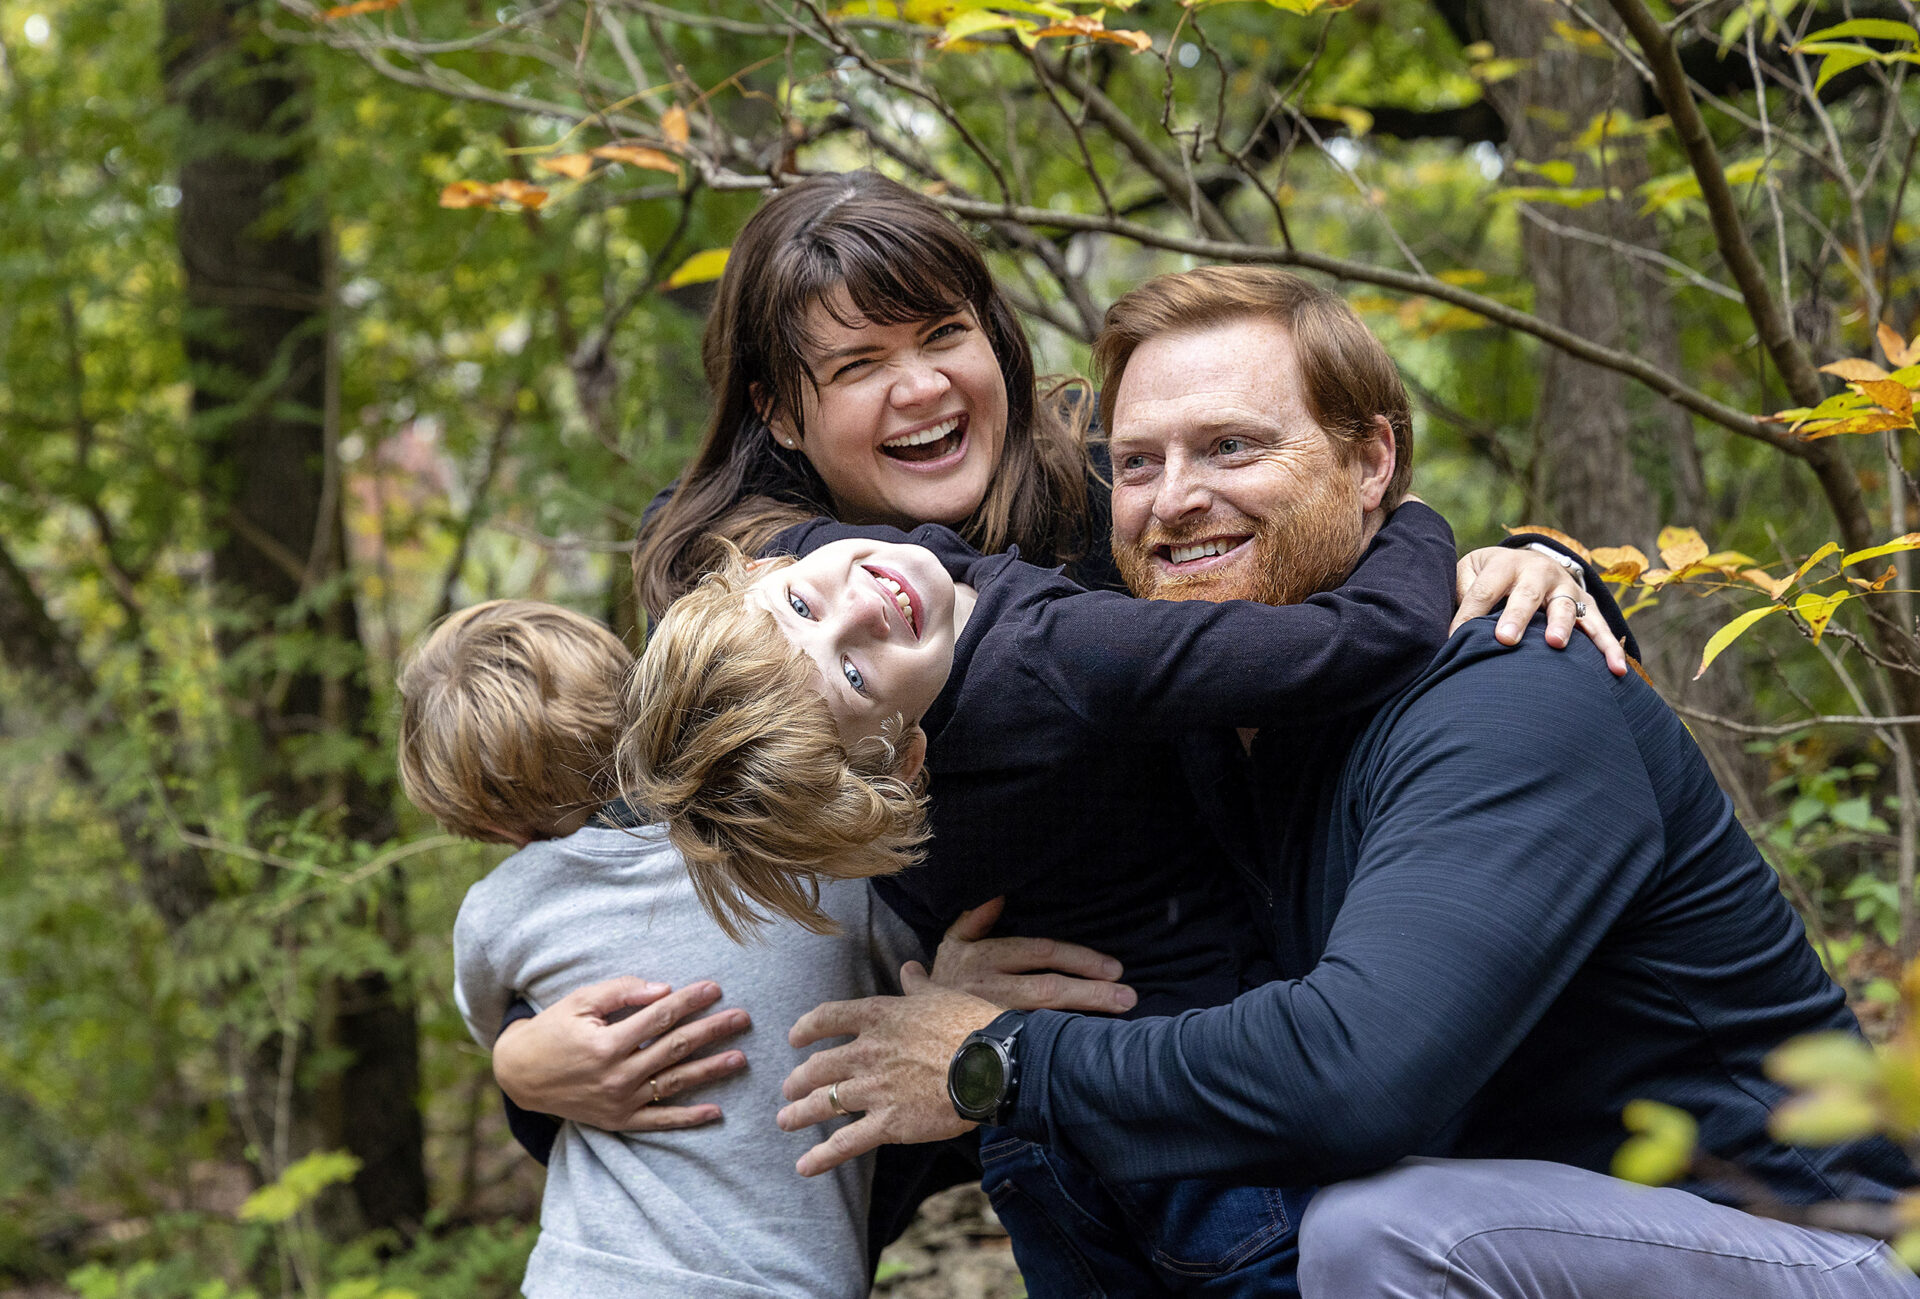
[881,417,960,449]
[873,572,916,627]
[1169,540,1238,564]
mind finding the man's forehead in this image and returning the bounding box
[1110,318,1306,433]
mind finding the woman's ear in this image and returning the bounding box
[894,726,929,784]
[753,383,801,450]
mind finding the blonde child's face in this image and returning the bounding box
[747,538,960,751]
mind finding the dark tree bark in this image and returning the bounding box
[161,0,426,1235]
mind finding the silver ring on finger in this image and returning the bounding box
[1548,593,1589,619]
[828,1081,850,1117]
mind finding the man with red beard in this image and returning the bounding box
[776,267,1918,1296]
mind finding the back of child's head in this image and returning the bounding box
[398,600,632,845]
[619,547,928,942]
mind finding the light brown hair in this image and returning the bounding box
[618,548,929,941]
[1093,266,1414,506]
[398,600,631,844]
[632,170,1091,622]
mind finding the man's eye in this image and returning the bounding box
[1217,437,1245,455]
[843,659,867,693]
[1120,454,1150,471]
[787,588,813,619]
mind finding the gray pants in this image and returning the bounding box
[1298,1157,1913,1298]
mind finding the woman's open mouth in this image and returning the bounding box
[864,565,923,638]
[879,413,967,466]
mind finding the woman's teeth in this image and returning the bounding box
[881,417,960,450]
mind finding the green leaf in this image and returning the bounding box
[1770,1087,1881,1146]
[1694,604,1779,678]
[1613,1099,1697,1185]
[1495,185,1611,209]
[237,1150,363,1223]
[1800,19,1919,45]
[1831,797,1889,833]
[1766,1033,1880,1092]
[1815,48,1877,91]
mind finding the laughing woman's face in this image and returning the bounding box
[768,286,1010,529]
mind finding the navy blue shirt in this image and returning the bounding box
[1004,618,1916,1203]
[778,504,1458,1018]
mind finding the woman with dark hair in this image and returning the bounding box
[632,169,1112,621]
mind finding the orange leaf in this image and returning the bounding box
[1860,379,1916,417]
[1590,544,1649,584]
[1657,525,1709,572]
[662,105,690,148]
[1502,524,1591,560]
[1822,357,1891,382]
[1848,564,1900,592]
[592,144,680,173]
[1801,411,1915,438]
[1739,568,1793,600]
[537,153,597,180]
[439,180,496,209]
[1031,17,1153,49]
[494,179,548,209]
[323,0,400,17]
[1879,321,1920,369]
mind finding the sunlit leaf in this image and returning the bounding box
[1821,358,1891,382]
[665,247,731,288]
[1801,411,1914,438]
[1502,525,1590,560]
[1795,590,1849,642]
[493,179,547,210]
[1657,525,1708,571]
[438,180,494,209]
[536,153,596,180]
[1861,379,1917,417]
[1700,550,1758,570]
[1767,1032,1882,1089]
[1849,565,1899,592]
[1790,542,1842,589]
[1770,1087,1881,1146]
[238,1151,362,1223]
[1613,1099,1697,1185]
[1494,185,1612,209]
[1841,534,1920,569]
[1880,322,1920,369]
[1590,545,1648,583]
[1739,568,1793,600]
[1695,604,1780,678]
[1515,159,1577,186]
[1814,48,1876,91]
[322,0,401,18]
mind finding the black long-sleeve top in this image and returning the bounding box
[1002,616,1917,1204]
[776,502,1458,1017]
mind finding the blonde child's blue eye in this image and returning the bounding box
[788,589,811,618]
[843,660,866,692]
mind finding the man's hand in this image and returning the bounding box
[1453,546,1629,677]
[926,897,1137,1014]
[493,977,750,1131]
[777,965,1001,1177]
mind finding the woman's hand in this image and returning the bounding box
[492,977,751,1131]
[1454,546,1629,677]
[923,897,1137,1014]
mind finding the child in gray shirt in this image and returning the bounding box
[399,600,916,1298]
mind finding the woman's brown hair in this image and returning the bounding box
[633,171,1089,620]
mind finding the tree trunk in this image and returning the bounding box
[162,0,426,1235]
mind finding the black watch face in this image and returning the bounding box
[951,1041,1007,1116]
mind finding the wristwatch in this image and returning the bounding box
[948,1010,1026,1125]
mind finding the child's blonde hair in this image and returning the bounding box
[619,548,929,942]
[398,600,632,844]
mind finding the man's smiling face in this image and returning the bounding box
[1109,316,1389,606]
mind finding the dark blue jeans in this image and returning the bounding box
[979,1129,1313,1298]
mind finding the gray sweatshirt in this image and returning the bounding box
[453,822,919,1298]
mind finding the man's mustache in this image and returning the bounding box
[1130,516,1268,555]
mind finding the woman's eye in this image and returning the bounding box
[927,320,966,343]
[787,588,813,619]
[832,358,872,381]
[842,659,867,693]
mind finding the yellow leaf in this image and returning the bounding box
[1657,525,1709,571]
[1502,524,1591,560]
[537,153,596,180]
[592,145,681,174]
[1621,593,1660,619]
[662,105,690,148]
[665,247,731,289]
[1770,1086,1882,1146]
[1551,17,1608,50]
[1590,544,1649,584]
[1694,604,1780,678]
[1795,590,1849,642]
[438,180,494,209]
[1860,379,1916,417]
[1613,1099,1697,1186]
[1801,411,1915,438]
[1766,1032,1881,1089]
[1700,550,1758,571]
[1792,542,1843,587]
[1842,533,1920,568]
[1823,357,1891,382]
[1739,568,1793,600]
